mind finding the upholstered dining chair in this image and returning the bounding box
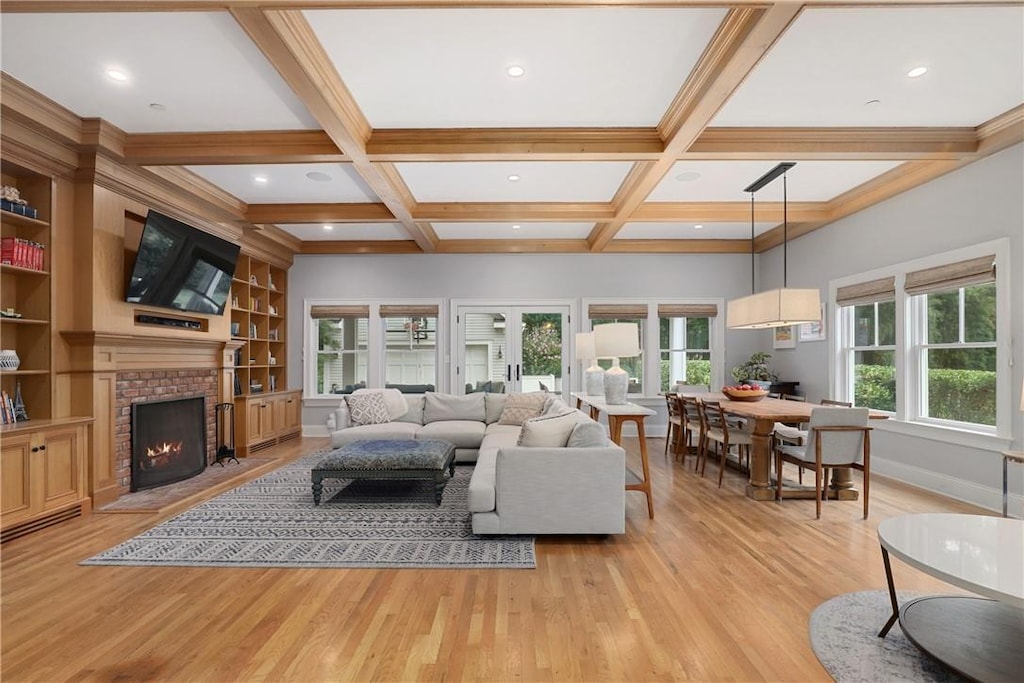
[820,398,853,407]
[664,392,683,458]
[681,395,704,470]
[774,407,872,519]
[699,400,753,488]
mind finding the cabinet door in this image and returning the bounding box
[270,396,286,437]
[246,399,266,444]
[283,393,300,432]
[1,432,37,523]
[40,424,85,511]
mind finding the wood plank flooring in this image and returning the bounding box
[1,436,986,682]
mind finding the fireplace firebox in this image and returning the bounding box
[131,395,207,491]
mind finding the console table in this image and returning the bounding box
[571,392,656,519]
[1002,450,1023,517]
[877,513,1024,681]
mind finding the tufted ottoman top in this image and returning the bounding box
[315,439,455,472]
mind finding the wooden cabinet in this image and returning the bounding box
[235,390,301,456]
[1,418,92,542]
[1,160,53,422]
[230,254,287,398]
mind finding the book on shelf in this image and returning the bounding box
[234,373,242,396]
[230,321,240,337]
[1,237,45,270]
[268,329,279,341]
[249,322,257,339]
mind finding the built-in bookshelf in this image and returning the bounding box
[230,254,287,398]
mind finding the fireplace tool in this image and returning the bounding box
[214,402,238,466]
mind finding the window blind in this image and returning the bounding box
[379,304,439,318]
[905,255,995,296]
[309,305,370,319]
[656,303,718,318]
[588,304,648,319]
[835,276,896,307]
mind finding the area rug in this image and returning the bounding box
[81,452,535,569]
[810,590,966,683]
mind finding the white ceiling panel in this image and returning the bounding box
[617,221,777,240]
[713,7,1024,127]
[183,164,379,204]
[0,13,319,133]
[432,222,593,240]
[396,161,633,202]
[277,223,409,241]
[648,160,902,203]
[304,8,727,127]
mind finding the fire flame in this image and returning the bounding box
[146,441,183,458]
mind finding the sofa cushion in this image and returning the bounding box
[353,387,407,420]
[345,392,392,426]
[484,393,507,424]
[467,449,497,513]
[330,422,419,448]
[416,420,486,449]
[542,396,571,415]
[567,420,608,448]
[517,410,578,447]
[423,392,485,423]
[395,394,425,424]
[498,392,547,426]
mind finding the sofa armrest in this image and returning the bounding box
[492,446,626,534]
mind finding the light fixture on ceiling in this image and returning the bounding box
[507,174,520,182]
[149,103,166,111]
[306,171,332,182]
[512,224,521,230]
[252,175,268,185]
[506,65,525,78]
[907,66,928,78]
[694,224,703,230]
[726,162,821,330]
[675,171,701,182]
[323,224,334,231]
[105,68,129,82]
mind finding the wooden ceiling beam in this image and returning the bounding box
[588,3,804,252]
[300,240,423,254]
[631,201,828,222]
[413,202,613,222]
[247,202,395,223]
[125,130,345,165]
[437,239,591,253]
[603,239,754,253]
[230,7,437,251]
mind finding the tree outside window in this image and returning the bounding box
[658,317,711,391]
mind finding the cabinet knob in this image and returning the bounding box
[31,446,39,453]
[39,445,46,451]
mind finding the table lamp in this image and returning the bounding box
[594,322,641,405]
[575,331,604,396]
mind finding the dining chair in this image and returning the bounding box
[820,398,853,407]
[774,407,872,519]
[699,400,752,488]
[681,395,705,470]
[664,392,683,458]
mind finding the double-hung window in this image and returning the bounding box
[657,304,715,392]
[588,304,646,395]
[837,277,896,411]
[311,305,369,395]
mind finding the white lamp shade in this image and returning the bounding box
[575,332,597,361]
[726,288,821,329]
[594,323,641,358]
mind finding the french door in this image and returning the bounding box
[453,303,571,396]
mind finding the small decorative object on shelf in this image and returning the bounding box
[268,275,276,291]
[0,349,21,370]
[268,329,279,341]
[230,321,240,337]
[231,295,239,308]
[13,381,29,421]
[268,304,278,315]
[0,184,38,219]
[269,375,277,392]
[249,274,259,286]
[269,355,277,366]
[0,308,22,318]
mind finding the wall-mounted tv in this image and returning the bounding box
[126,210,240,316]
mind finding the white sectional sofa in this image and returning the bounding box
[331,390,625,534]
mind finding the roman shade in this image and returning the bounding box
[588,304,648,319]
[657,303,718,318]
[905,255,995,296]
[836,276,897,307]
[310,305,370,319]
[379,305,439,318]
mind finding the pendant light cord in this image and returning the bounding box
[750,193,755,295]
[783,171,788,288]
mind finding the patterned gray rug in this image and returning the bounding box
[810,590,966,683]
[82,452,535,569]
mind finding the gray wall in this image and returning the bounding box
[288,143,1024,510]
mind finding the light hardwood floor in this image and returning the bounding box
[1,436,986,682]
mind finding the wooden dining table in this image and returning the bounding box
[697,393,889,501]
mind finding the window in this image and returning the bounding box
[658,304,715,392]
[832,242,1009,441]
[588,304,646,395]
[307,302,440,397]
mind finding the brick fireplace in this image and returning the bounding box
[116,370,218,493]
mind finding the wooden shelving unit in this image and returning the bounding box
[1,161,54,423]
[230,254,299,455]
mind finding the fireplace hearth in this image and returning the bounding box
[131,395,207,491]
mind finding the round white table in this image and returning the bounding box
[877,513,1024,681]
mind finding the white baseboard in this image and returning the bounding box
[303,425,329,438]
[873,457,1021,516]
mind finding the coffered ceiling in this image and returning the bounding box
[1,1,1022,255]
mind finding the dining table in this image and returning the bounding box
[697,393,889,501]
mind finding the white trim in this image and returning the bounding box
[303,424,330,438]
[873,456,1017,515]
[872,418,1013,452]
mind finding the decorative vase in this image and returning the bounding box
[0,349,20,370]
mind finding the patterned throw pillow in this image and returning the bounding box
[498,392,547,426]
[345,392,392,426]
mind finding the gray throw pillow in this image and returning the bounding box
[517,410,578,448]
[423,392,486,423]
[484,393,508,424]
[567,420,608,448]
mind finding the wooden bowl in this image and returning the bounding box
[722,388,768,402]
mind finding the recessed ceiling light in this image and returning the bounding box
[252,175,269,185]
[694,224,703,230]
[306,171,332,182]
[675,171,701,182]
[149,103,165,111]
[507,174,520,182]
[506,65,525,78]
[105,68,129,82]
[323,224,334,231]
[864,99,881,106]
[907,66,928,78]
[512,224,521,230]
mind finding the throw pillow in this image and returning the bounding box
[498,392,547,426]
[517,410,578,447]
[423,392,486,423]
[353,387,408,420]
[345,392,392,426]
[567,420,608,448]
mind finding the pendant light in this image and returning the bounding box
[726,162,821,330]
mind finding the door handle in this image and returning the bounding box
[516,364,521,381]
[506,364,511,381]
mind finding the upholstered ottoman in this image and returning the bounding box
[311,439,456,505]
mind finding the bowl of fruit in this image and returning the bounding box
[721,385,769,402]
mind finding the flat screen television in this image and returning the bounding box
[126,210,240,316]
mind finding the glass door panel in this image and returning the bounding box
[456,309,511,394]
